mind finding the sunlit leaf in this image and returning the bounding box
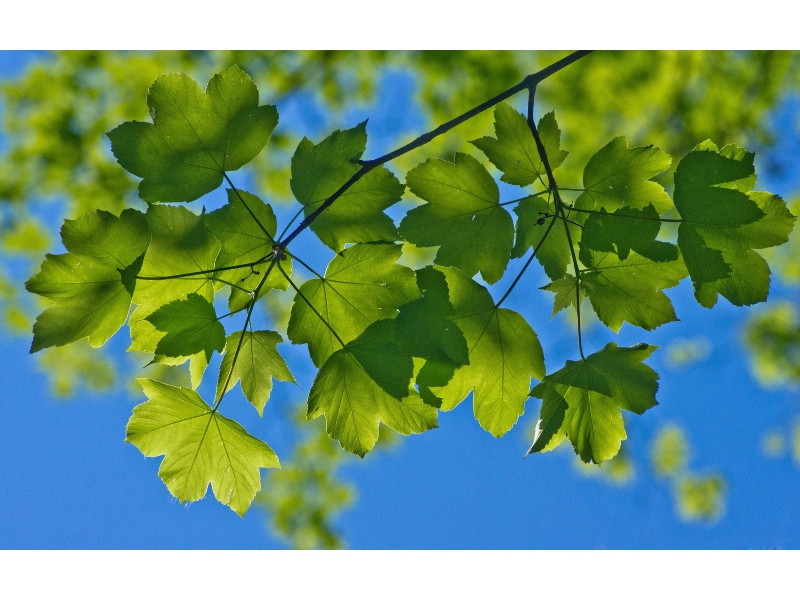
[26,209,149,352]
[400,152,514,284]
[308,320,438,456]
[108,65,278,203]
[291,122,403,251]
[528,343,659,464]
[430,266,545,436]
[216,330,296,416]
[126,379,280,516]
[471,104,568,187]
[674,140,796,307]
[287,243,419,367]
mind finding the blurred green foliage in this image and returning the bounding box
[744,301,800,387]
[3,50,799,544]
[651,424,726,522]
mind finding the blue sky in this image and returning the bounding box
[1,51,800,550]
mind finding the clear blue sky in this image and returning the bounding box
[1,51,800,550]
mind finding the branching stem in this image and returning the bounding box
[277,50,591,249]
[527,85,585,359]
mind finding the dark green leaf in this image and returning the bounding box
[580,205,678,262]
[512,196,579,279]
[126,379,280,516]
[674,140,796,307]
[145,293,225,362]
[400,152,514,284]
[308,320,437,456]
[290,122,403,251]
[108,65,278,203]
[471,104,568,187]
[529,343,659,464]
[129,205,220,386]
[205,189,290,312]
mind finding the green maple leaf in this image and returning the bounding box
[430,266,545,437]
[205,189,290,312]
[145,293,225,362]
[579,205,678,262]
[287,242,419,367]
[394,266,470,406]
[290,122,403,251]
[512,196,579,279]
[540,274,584,318]
[528,343,659,464]
[576,248,687,332]
[400,152,514,284]
[308,319,438,456]
[471,104,568,187]
[108,65,278,203]
[26,208,149,352]
[674,140,796,307]
[216,330,296,416]
[394,266,469,365]
[129,205,220,386]
[126,379,280,517]
[575,137,673,215]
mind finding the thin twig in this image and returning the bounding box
[277,51,592,249]
[526,85,585,359]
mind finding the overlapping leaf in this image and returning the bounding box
[308,319,438,456]
[129,205,220,385]
[290,122,404,251]
[575,137,672,215]
[427,267,545,436]
[287,243,419,367]
[216,330,296,416]
[471,104,568,187]
[26,208,149,352]
[674,140,796,307]
[394,266,470,406]
[528,343,659,463]
[126,379,280,516]
[145,293,225,362]
[108,65,278,203]
[400,152,514,284]
[205,189,290,312]
[576,249,687,332]
[512,196,578,279]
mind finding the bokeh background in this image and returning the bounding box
[2,50,800,549]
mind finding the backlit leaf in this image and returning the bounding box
[26,209,149,352]
[674,140,796,307]
[216,330,296,416]
[308,320,438,456]
[108,65,278,203]
[528,343,659,464]
[512,196,579,279]
[287,243,419,367]
[575,137,672,215]
[145,293,225,362]
[471,104,568,187]
[205,189,290,312]
[431,267,545,436]
[126,379,280,516]
[291,122,403,251]
[400,152,514,284]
